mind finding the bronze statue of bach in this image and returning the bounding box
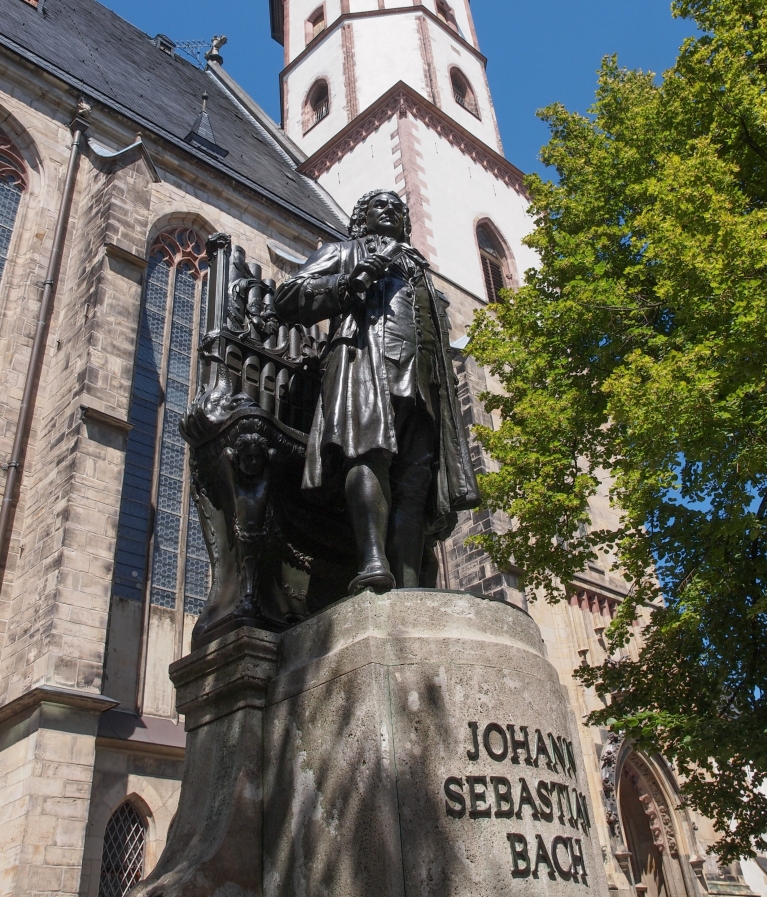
[274,190,479,594]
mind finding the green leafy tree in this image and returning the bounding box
[468,0,767,862]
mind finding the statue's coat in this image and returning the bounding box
[275,236,480,537]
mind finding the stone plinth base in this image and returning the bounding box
[264,589,608,897]
[131,590,608,897]
[128,628,279,897]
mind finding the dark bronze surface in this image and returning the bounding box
[181,233,357,648]
[274,190,479,594]
[182,192,479,647]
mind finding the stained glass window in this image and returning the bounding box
[97,802,146,897]
[0,134,27,287]
[113,229,210,615]
[0,178,22,284]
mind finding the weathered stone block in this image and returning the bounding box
[130,592,609,897]
[263,589,609,897]
[127,628,279,897]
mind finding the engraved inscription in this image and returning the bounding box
[443,721,591,885]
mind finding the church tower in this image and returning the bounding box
[269,0,536,331]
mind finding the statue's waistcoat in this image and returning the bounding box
[376,264,438,419]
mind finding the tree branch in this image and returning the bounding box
[738,116,767,164]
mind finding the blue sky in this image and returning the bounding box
[96,0,694,178]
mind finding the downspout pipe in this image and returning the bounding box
[0,109,89,573]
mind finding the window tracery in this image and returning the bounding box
[112,227,210,616]
[97,802,146,897]
[0,133,27,287]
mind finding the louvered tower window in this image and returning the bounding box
[0,133,27,286]
[97,802,146,897]
[304,80,330,132]
[477,225,506,302]
[450,68,480,118]
[112,228,211,616]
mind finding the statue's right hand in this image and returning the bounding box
[349,254,389,291]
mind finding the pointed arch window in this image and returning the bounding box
[450,68,480,118]
[98,802,147,897]
[112,228,211,616]
[0,133,27,287]
[303,79,330,132]
[477,224,508,302]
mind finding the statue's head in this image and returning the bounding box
[349,190,411,242]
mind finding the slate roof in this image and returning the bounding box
[0,0,347,236]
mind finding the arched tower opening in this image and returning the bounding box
[303,78,330,133]
[450,67,479,118]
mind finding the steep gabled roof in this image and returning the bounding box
[0,0,346,237]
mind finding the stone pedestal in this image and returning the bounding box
[131,590,608,897]
[128,628,279,897]
[263,589,608,897]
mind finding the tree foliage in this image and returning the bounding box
[468,0,767,862]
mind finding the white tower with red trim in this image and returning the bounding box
[269,0,536,324]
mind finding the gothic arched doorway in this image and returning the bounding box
[618,753,689,897]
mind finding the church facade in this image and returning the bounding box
[0,0,763,895]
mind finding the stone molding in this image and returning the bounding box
[0,131,27,190]
[86,135,161,184]
[624,755,679,858]
[104,241,149,270]
[341,23,358,122]
[127,627,279,897]
[268,588,547,704]
[276,5,487,68]
[599,732,626,845]
[0,684,118,728]
[80,404,133,434]
[298,81,527,195]
[417,15,441,108]
[95,736,185,760]
[170,626,280,731]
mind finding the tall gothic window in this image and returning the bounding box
[0,133,27,287]
[450,68,480,118]
[303,79,330,132]
[98,802,146,897]
[112,228,210,616]
[476,223,508,302]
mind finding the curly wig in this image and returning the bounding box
[348,190,412,241]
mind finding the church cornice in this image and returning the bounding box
[278,6,487,81]
[297,81,528,196]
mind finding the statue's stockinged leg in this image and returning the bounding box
[345,452,396,594]
[386,403,436,588]
[387,464,431,588]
